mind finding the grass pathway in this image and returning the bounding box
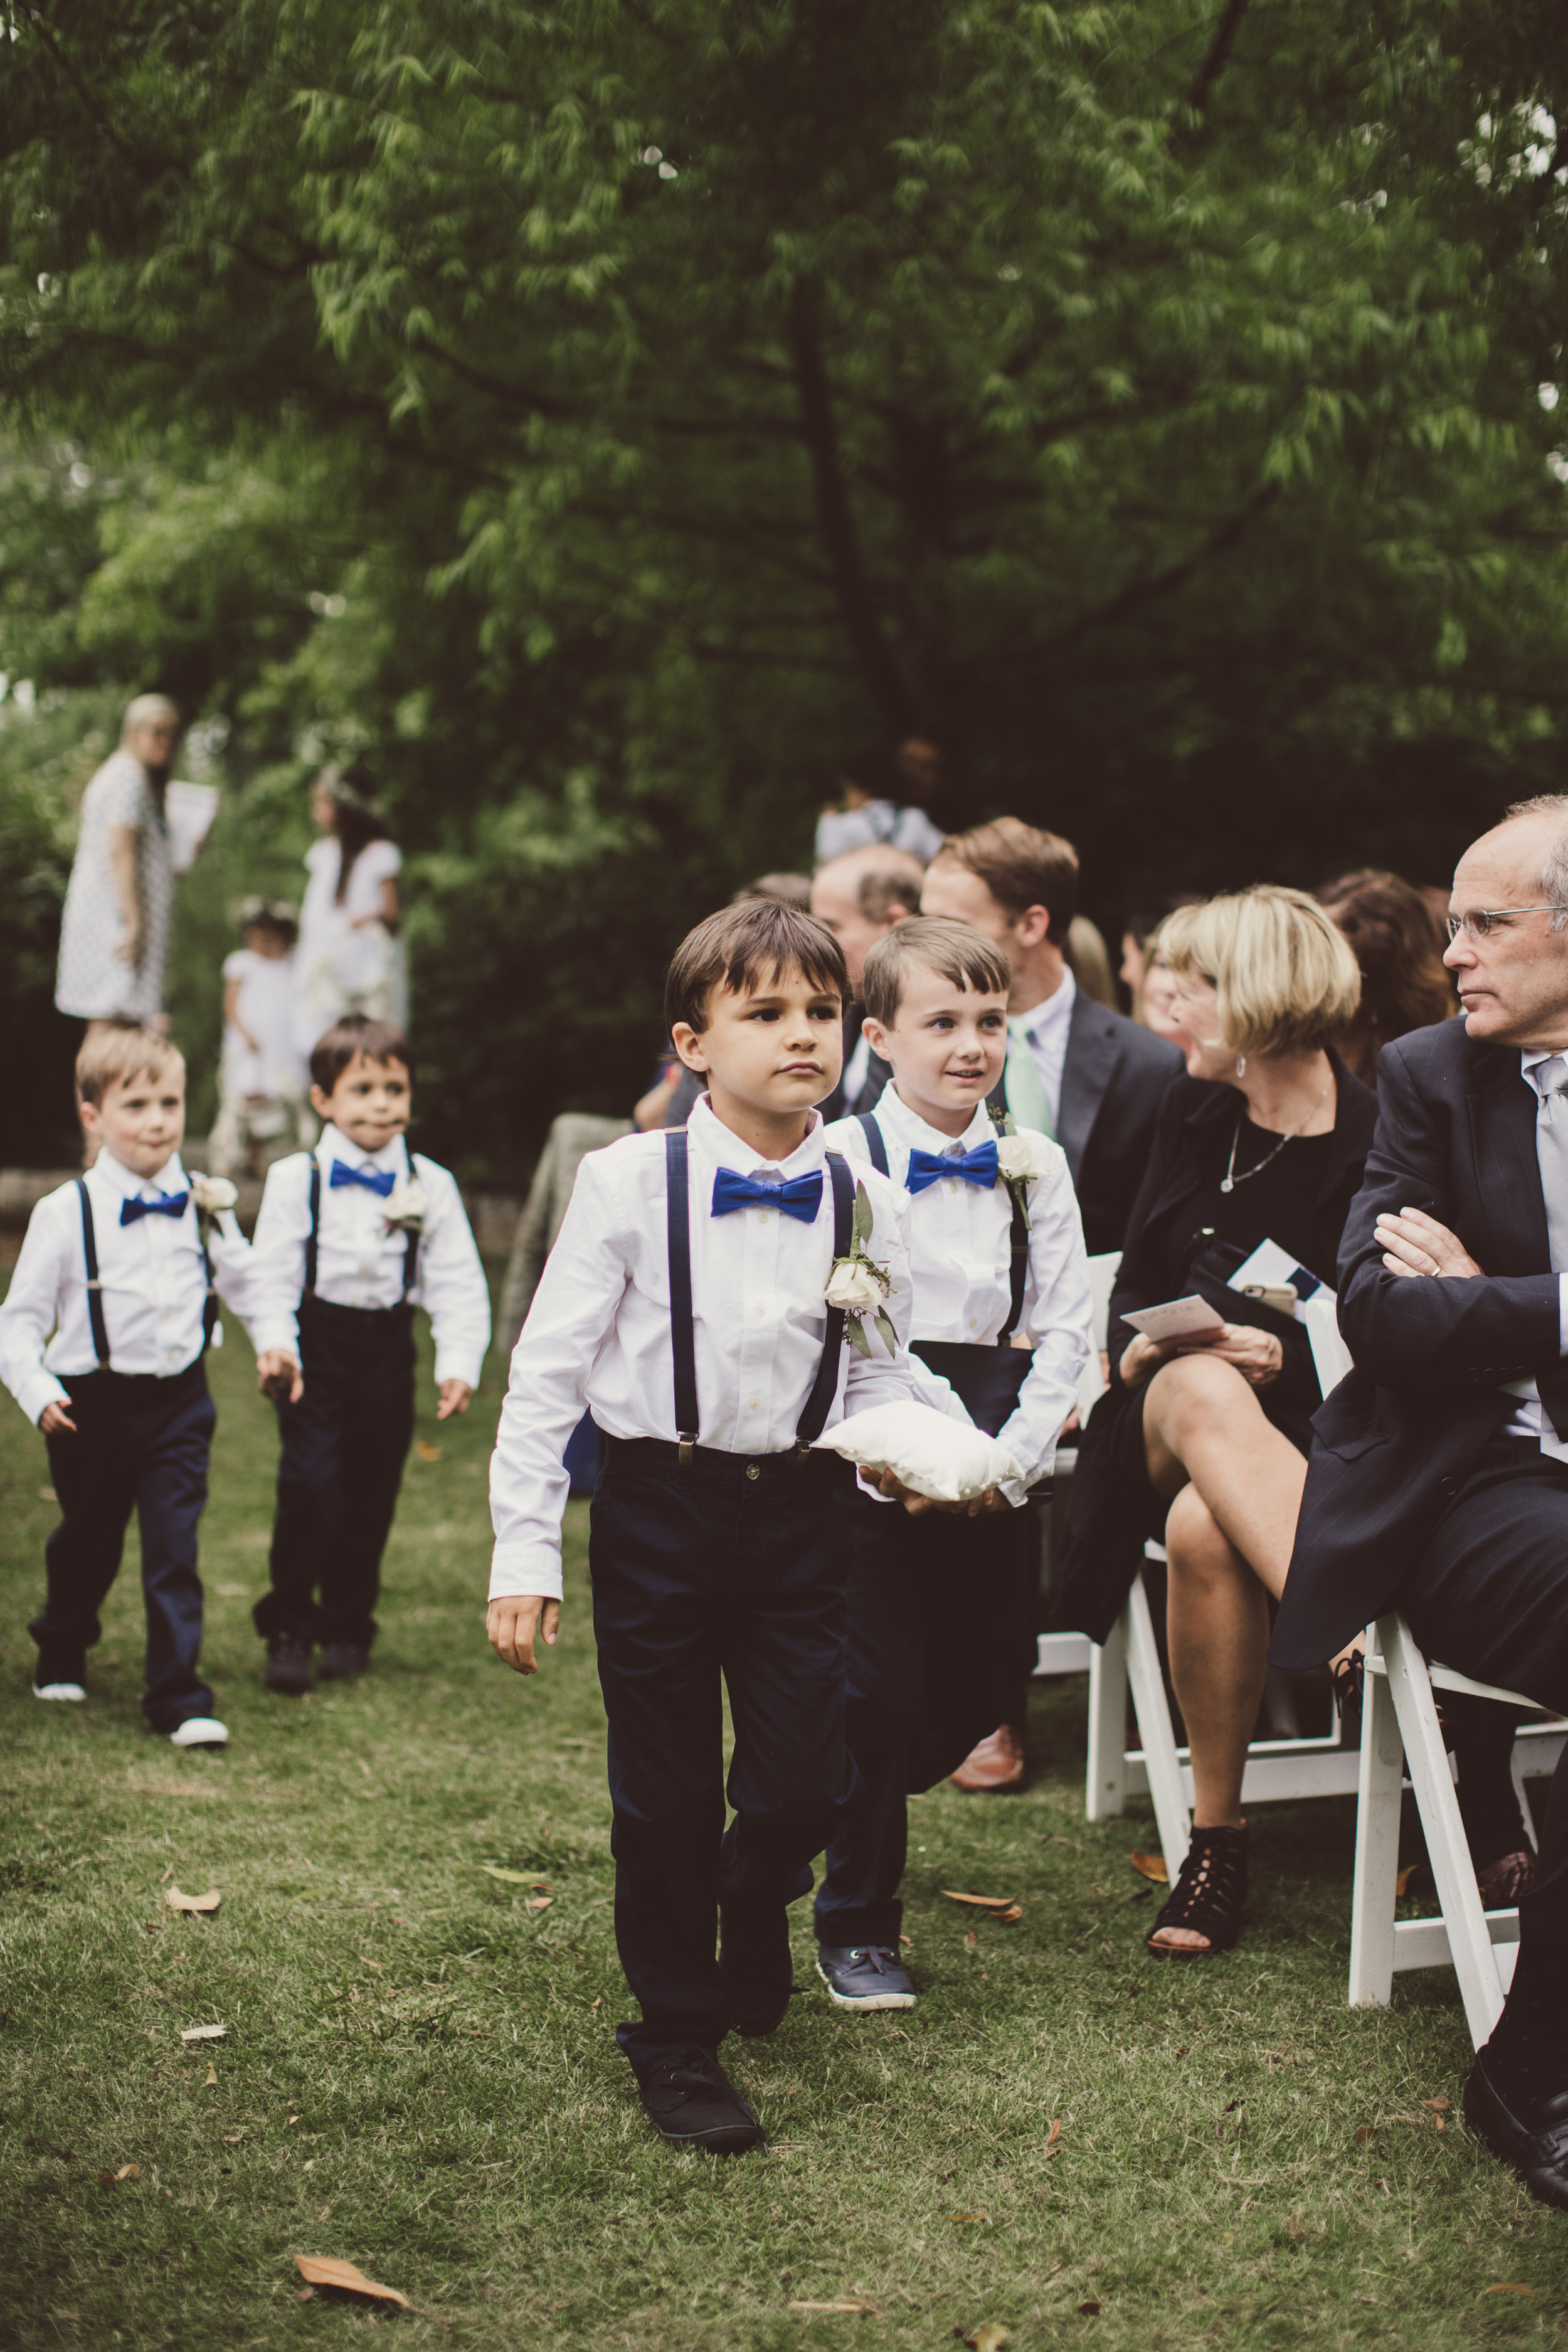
[2,1308,1565,2347]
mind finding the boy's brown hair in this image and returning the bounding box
[309,1012,413,1096]
[76,1022,184,1108]
[665,900,847,1036]
[933,816,1079,943]
[861,918,1012,1029]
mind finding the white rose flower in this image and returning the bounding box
[995,1132,1054,1184]
[383,1175,429,1231]
[189,1173,239,1214]
[825,1258,882,1312]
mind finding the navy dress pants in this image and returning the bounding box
[255,1296,415,1651]
[32,1363,216,1732]
[590,1436,858,2075]
[814,1493,1037,1950]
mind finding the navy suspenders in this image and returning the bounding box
[302,1149,419,1303]
[663,1133,854,1463]
[74,1177,216,1371]
[857,1108,1028,1345]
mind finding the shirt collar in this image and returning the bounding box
[96,1148,188,1199]
[874,1086,995,1158]
[687,1091,826,1179]
[1017,965,1076,1042]
[317,1123,406,1173]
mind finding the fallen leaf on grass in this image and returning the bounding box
[526,1896,551,1911]
[963,2326,1011,2351]
[1354,2127,1378,2144]
[1129,1851,1168,1885]
[965,1930,978,1949]
[788,2300,876,2314]
[294,2256,409,2310]
[1396,1863,1420,1897]
[946,2213,988,2223]
[1045,2119,1062,2152]
[480,1865,551,1889]
[165,1886,221,1915]
[222,2132,245,2144]
[98,2164,140,2183]
[941,1890,1018,1910]
[1421,2095,1450,2111]
[179,2025,226,2043]
[1483,2285,1537,2297]
[415,1440,444,1462]
[204,2065,219,2086]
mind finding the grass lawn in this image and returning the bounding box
[3,1296,1567,2349]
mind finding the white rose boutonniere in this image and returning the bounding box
[188,1172,238,1238]
[992,1120,1053,1231]
[826,1180,898,1358]
[383,1174,428,1233]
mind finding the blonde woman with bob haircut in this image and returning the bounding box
[1056,886,1379,1957]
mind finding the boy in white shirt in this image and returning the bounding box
[0,1026,255,1745]
[816,917,1093,2010]
[487,899,934,2156]
[209,898,312,1179]
[249,1013,490,1693]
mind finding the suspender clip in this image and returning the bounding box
[677,1434,696,1467]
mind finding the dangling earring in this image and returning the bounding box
[1235,1053,1247,1080]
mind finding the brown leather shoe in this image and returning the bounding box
[950,1724,1025,1793]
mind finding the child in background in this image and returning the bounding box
[487,899,937,2157]
[0,1025,254,1745]
[815,916,1093,2009]
[209,898,313,1179]
[248,1013,490,1695]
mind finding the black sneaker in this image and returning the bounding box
[33,1650,87,1702]
[637,2048,766,2155]
[263,1634,313,1695]
[816,1944,916,2011]
[720,1899,794,2037]
[1465,2046,1568,2212]
[317,1643,370,1682]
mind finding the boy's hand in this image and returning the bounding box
[39,1401,77,1436]
[257,1349,304,1404]
[436,1379,474,1421]
[858,1466,1001,1517]
[487,1596,560,1674]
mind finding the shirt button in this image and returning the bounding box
[755,1303,765,1316]
[748,1396,760,1410]
[968,1316,978,1328]
[745,1464,760,1481]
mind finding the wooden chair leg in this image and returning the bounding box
[1126,1572,1191,1878]
[1348,1642,1402,2010]
[1086,1606,1130,1822]
[1379,1614,1507,2050]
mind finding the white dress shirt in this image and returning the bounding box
[248,1125,490,1389]
[0,1150,257,1426]
[1498,1052,1568,1457]
[489,1094,924,1601]
[1014,966,1077,1131]
[825,1088,1093,1502]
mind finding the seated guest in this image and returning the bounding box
[1277,798,1568,2208]
[808,844,926,1120]
[1055,887,1375,1951]
[1316,868,1456,1086]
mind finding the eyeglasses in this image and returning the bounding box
[1445,906,1568,941]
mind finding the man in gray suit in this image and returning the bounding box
[920,818,1184,1257]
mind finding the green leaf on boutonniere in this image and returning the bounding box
[873,1308,898,1358]
[846,1314,872,1357]
[851,1180,873,1251]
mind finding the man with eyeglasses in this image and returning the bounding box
[1274,794,1568,2208]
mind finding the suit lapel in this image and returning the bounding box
[1466,1044,1549,1275]
[1057,996,1118,1184]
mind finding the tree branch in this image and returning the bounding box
[1057,486,1278,645]
[1185,0,1249,114]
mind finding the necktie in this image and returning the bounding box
[120,1190,189,1226]
[906,1139,999,1196]
[1532,1057,1568,1440]
[331,1161,397,1198]
[1004,1020,1053,1139]
[710,1167,824,1223]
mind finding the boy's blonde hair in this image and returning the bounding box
[76,1023,185,1108]
[862,917,1012,1029]
[1159,886,1361,1059]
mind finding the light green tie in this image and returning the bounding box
[1004,1019,1053,1138]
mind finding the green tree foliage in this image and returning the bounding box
[3,0,1567,1171]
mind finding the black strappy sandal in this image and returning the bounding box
[1145,1825,1249,1959]
[1331,1650,1365,1747]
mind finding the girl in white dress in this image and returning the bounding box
[55,695,182,1030]
[290,764,407,1058]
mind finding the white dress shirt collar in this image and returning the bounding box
[1019,963,1076,1047]
[96,1148,188,1200]
[316,1123,408,1175]
[872,1087,995,1160]
[686,1093,825,1179]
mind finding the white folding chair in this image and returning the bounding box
[1034,1251,1121,1682]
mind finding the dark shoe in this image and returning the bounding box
[719,1900,793,2037]
[317,1643,370,1682]
[1465,2045,1568,2212]
[263,1633,313,1695]
[817,1944,916,2011]
[1331,1649,1365,1747]
[1477,1850,1536,1907]
[1146,1823,1249,1957]
[637,2048,766,2155]
[33,1649,87,1702]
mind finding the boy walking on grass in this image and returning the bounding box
[0,1025,255,1746]
[487,900,936,2156]
[815,918,1093,2008]
[249,1012,490,1694]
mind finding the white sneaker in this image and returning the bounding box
[33,1681,87,1703]
[169,1717,229,1749]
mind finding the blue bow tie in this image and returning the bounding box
[906,1139,999,1196]
[120,1189,189,1226]
[331,1160,397,1198]
[711,1166,824,1223]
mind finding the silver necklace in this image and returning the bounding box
[1219,1080,1331,1194]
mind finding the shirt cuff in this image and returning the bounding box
[250,1317,300,1360]
[433,1350,483,1391]
[18,1370,68,1426]
[488,1544,564,1604]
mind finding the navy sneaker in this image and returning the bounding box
[816,1944,916,2011]
[637,2048,767,2155]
